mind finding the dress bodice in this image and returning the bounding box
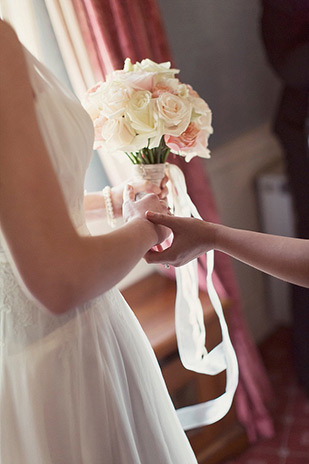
[0,47,94,251]
[0,48,96,350]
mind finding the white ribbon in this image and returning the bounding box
[166,163,239,431]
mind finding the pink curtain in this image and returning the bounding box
[179,155,275,441]
[71,0,172,79]
[72,0,274,442]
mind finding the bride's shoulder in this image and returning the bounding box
[0,19,18,40]
[0,20,31,91]
[0,19,23,61]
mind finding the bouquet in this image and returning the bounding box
[84,60,239,428]
[84,58,213,165]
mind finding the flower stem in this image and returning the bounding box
[128,136,170,164]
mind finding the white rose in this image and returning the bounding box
[99,81,132,119]
[190,97,213,133]
[126,91,155,133]
[156,93,192,136]
[153,76,180,90]
[117,71,155,91]
[177,84,189,98]
[132,58,176,75]
[196,114,213,133]
[124,58,179,85]
[189,96,209,115]
[100,117,135,150]
[123,57,175,76]
[123,58,134,72]
[125,91,164,150]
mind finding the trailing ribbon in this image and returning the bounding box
[165,163,239,430]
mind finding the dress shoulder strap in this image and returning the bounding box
[22,46,77,101]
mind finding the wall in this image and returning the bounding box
[207,124,283,341]
[158,0,284,341]
[158,0,280,147]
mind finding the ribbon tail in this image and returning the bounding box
[166,163,239,429]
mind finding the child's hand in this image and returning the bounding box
[144,213,216,267]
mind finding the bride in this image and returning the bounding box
[0,19,197,463]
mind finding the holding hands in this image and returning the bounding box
[123,185,171,246]
[84,176,168,220]
[144,213,216,266]
[143,212,309,289]
[112,176,169,217]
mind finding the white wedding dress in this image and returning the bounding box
[0,49,197,464]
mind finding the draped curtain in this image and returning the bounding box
[72,0,172,79]
[65,0,275,441]
[1,0,274,442]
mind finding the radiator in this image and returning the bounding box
[256,166,295,325]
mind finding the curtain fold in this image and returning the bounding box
[44,0,97,99]
[38,0,273,442]
[72,0,172,78]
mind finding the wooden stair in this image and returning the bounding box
[122,272,248,463]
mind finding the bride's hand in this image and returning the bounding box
[112,176,168,217]
[123,185,171,245]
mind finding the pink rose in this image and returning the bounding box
[165,123,211,161]
[165,123,200,151]
[186,84,199,98]
[83,82,105,120]
[93,114,108,149]
[111,70,155,91]
[100,117,135,149]
[156,93,191,136]
[152,83,176,98]
[87,81,102,95]
[92,114,135,150]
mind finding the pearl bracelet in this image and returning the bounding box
[102,186,115,228]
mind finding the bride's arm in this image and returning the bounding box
[0,20,165,314]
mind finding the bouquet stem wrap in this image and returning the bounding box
[165,163,239,430]
[133,163,166,187]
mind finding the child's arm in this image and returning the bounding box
[145,213,309,288]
